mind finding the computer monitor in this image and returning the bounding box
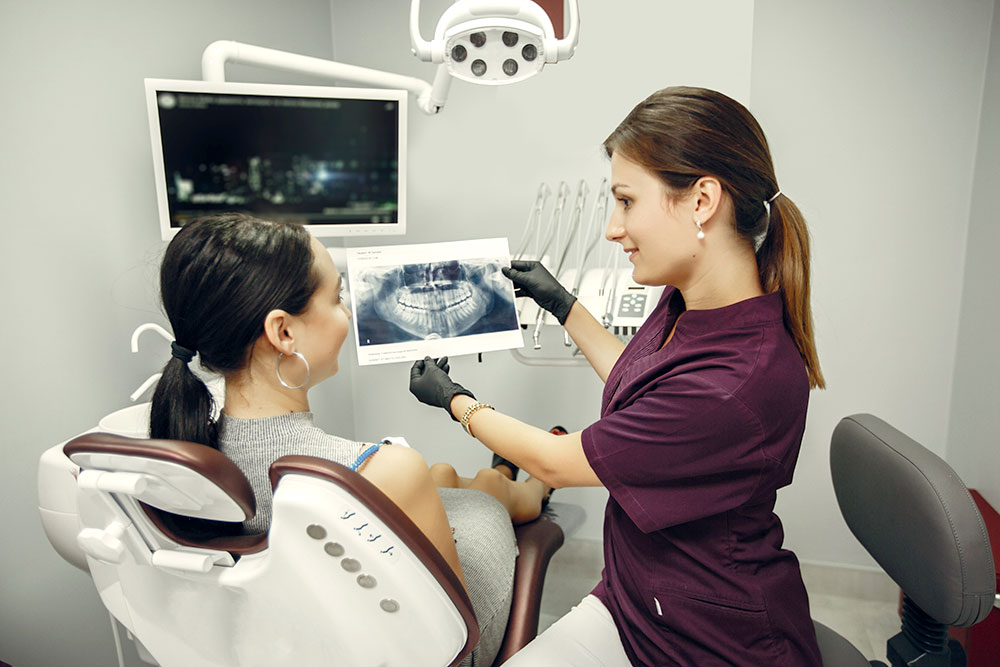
[144,78,406,240]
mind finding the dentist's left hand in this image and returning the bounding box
[409,356,475,418]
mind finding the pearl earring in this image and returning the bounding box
[695,218,705,240]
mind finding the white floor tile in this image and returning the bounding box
[539,538,603,620]
[810,593,899,664]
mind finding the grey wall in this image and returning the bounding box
[0,2,337,665]
[749,0,995,567]
[329,0,755,542]
[949,1,1000,510]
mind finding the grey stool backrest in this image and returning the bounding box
[830,414,995,627]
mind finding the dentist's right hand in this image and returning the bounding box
[502,260,577,325]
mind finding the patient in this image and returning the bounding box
[149,213,551,666]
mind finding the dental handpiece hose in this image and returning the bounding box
[515,184,551,323]
[525,182,569,337]
[535,182,570,264]
[602,249,622,329]
[533,181,587,349]
[504,260,577,350]
[514,183,550,262]
[565,184,608,346]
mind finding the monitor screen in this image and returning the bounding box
[144,78,406,240]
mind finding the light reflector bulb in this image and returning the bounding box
[444,24,545,85]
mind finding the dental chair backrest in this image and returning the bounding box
[58,432,478,667]
[832,414,995,627]
[816,414,995,667]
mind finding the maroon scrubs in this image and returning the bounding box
[581,287,822,666]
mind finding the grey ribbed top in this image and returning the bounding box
[218,411,366,534]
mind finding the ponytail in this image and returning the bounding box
[149,356,218,447]
[756,196,825,389]
[149,213,319,448]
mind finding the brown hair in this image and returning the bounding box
[604,86,824,389]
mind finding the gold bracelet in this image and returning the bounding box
[460,401,494,437]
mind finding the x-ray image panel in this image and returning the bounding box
[355,259,516,345]
[347,239,523,366]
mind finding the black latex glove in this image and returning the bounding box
[409,356,475,419]
[502,259,577,325]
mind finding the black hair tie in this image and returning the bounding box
[170,341,196,364]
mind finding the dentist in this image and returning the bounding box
[409,86,825,666]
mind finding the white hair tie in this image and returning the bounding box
[763,190,782,218]
[756,191,783,252]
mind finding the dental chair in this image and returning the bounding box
[38,430,584,667]
[812,414,996,667]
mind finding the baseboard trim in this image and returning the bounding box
[799,559,898,602]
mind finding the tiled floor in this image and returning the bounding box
[801,562,901,664]
[539,539,901,665]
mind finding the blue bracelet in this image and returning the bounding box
[349,443,382,471]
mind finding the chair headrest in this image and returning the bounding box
[65,432,255,522]
[831,414,995,627]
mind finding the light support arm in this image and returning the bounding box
[410,0,435,61]
[558,0,580,60]
[201,40,450,115]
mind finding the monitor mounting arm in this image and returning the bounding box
[201,40,452,115]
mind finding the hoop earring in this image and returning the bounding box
[694,218,705,240]
[276,352,310,390]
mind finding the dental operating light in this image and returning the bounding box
[411,0,580,85]
[200,2,579,117]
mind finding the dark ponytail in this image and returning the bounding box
[149,214,319,447]
[150,354,218,446]
[604,86,825,389]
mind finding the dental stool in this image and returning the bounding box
[813,414,996,667]
[38,432,584,667]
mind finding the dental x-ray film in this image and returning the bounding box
[347,238,523,365]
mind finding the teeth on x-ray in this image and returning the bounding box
[375,262,491,338]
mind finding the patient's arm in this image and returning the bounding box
[357,444,467,591]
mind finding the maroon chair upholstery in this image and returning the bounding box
[60,433,582,665]
[493,513,567,664]
[63,433,480,666]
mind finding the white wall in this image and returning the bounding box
[0,3,337,665]
[750,0,995,567]
[329,0,755,541]
[949,1,1000,510]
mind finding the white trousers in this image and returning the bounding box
[501,595,632,666]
